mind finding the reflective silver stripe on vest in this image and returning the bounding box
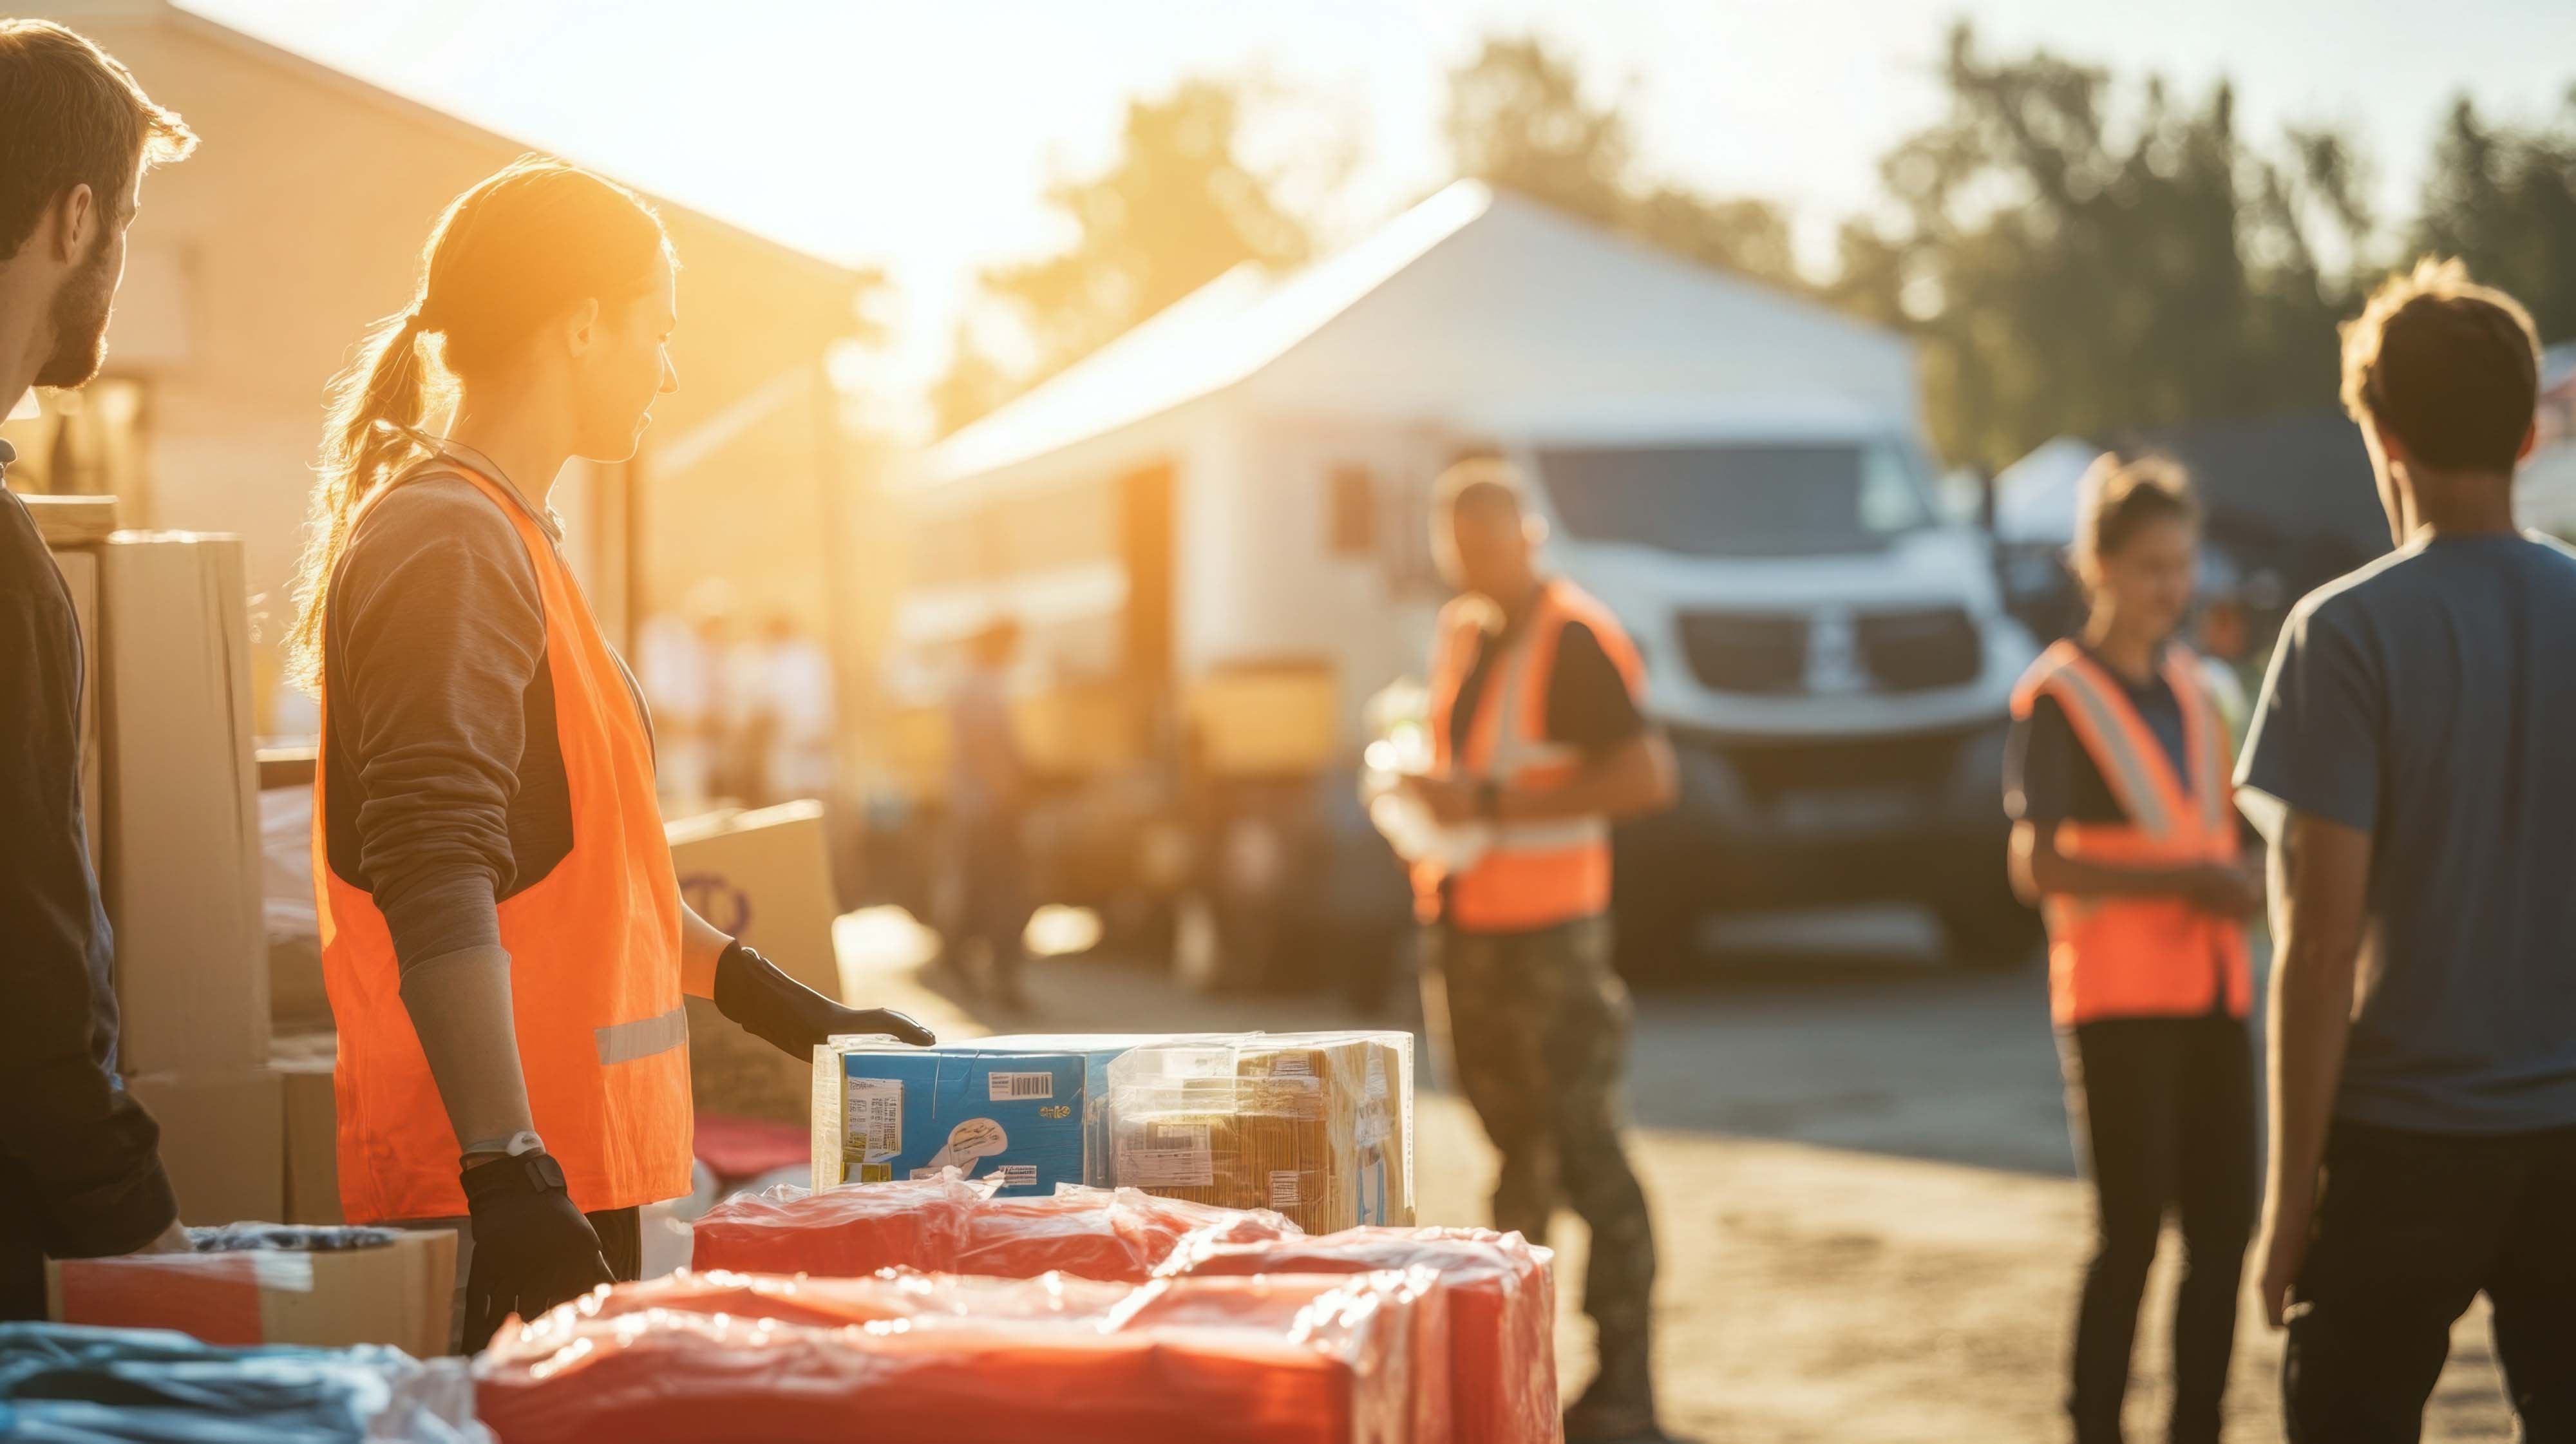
[594,1005,688,1066]
[2171,658,2229,838]
[1482,601,1610,855]
[2042,660,2177,841]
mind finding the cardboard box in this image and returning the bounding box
[24,492,117,547]
[124,1068,285,1226]
[99,533,269,1074]
[48,546,103,863]
[50,1228,455,1359]
[815,1035,1155,1197]
[1102,1031,1416,1233]
[272,1033,342,1226]
[668,801,840,1125]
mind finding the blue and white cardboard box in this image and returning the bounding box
[811,1035,1161,1197]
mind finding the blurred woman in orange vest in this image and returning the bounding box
[2004,455,2262,1444]
[283,158,931,1349]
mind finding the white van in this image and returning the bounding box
[1496,398,2043,965]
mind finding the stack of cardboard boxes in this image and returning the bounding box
[35,513,458,1349]
[35,513,316,1226]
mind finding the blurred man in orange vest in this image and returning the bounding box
[1403,457,1677,1443]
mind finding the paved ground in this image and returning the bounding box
[835,905,2517,1443]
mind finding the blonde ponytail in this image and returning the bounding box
[283,307,444,694]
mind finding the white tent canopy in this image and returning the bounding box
[1991,436,2102,546]
[922,181,1920,488]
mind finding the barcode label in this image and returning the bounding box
[994,1164,1037,1188]
[845,1078,902,1162]
[1269,1170,1301,1209]
[1120,1122,1213,1186]
[988,1072,1054,1101]
[1269,1054,1312,1077]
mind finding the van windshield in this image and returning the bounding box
[1534,441,1935,557]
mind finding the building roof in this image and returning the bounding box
[54,0,868,293]
[922,180,1918,486]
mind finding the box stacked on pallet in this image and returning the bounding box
[473,1266,1450,1444]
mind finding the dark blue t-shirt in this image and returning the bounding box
[2239,532,2576,1134]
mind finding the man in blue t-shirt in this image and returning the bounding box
[2239,259,2576,1437]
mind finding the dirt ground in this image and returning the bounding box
[835,914,2519,1443]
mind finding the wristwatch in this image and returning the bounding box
[462,1129,545,1161]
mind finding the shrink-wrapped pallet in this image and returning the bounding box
[1099,1031,1414,1233]
[1166,1226,1561,1444]
[690,1171,1298,1282]
[473,1266,1448,1444]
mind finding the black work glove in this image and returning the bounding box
[714,940,936,1058]
[460,1150,615,1350]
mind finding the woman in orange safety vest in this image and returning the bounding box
[283,158,931,1349]
[2003,455,2261,1444]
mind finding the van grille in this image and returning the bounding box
[1676,606,1982,695]
[1677,613,1807,694]
[1856,608,1982,692]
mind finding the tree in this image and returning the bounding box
[2409,93,2576,345]
[1444,35,1796,287]
[1833,24,2374,468]
[933,78,1311,436]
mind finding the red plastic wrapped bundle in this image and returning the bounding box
[690,1175,1302,1282]
[1165,1226,1560,1444]
[473,1266,1448,1444]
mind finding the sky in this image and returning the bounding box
[187,0,2576,432]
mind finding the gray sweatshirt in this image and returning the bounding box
[319,461,649,968]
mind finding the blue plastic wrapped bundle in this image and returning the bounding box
[182,1225,402,1255]
[0,1323,486,1444]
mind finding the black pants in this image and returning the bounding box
[2284,1117,2576,1442]
[2061,1013,2257,1444]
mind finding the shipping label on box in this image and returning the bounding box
[816,1039,1144,1197]
[49,1229,456,1358]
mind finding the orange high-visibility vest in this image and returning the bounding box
[314,461,696,1222]
[2011,639,2251,1027]
[1413,579,1646,933]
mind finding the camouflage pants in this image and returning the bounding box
[1424,915,1658,1362]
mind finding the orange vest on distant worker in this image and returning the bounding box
[314,461,695,1221]
[1414,579,1646,933]
[2011,640,2251,1028]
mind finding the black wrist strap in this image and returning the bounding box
[462,1148,568,1202]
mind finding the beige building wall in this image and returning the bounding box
[10,2,875,730]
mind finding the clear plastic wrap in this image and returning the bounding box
[688,1172,1299,1283]
[1098,1032,1415,1233]
[1164,1226,1561,1444]
[472,1267,1446,1444]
